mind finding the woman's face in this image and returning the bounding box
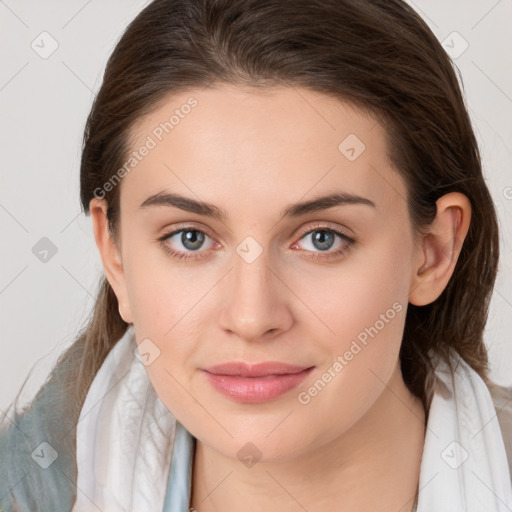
[106,84,424,461]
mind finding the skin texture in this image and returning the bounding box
[90,84,471,511]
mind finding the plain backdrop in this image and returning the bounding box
[1,0,511,412]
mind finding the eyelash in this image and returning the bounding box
[157,223,356,262]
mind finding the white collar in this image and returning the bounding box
[72,326,177,511]
[72,326,512,512]
[416,349,512,511]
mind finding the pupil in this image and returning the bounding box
[182,230,204,250]
[313,230,334,251]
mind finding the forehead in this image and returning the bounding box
[121,84,408,221]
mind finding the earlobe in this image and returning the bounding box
[89,198,133,323]
[409,192,471,306]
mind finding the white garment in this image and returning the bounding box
[416,351,512,511]
[72,326,512,512]
[72,325,177,512]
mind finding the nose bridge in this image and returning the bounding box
[218,238,291,340]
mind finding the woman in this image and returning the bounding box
[1,0,511,511]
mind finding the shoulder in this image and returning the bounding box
[487,380,512,478]
[0,413,28,512]
[0,383,77,512]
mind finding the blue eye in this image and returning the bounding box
[158,225,356,262]
[158,228,215,261]
[293,227,355,260]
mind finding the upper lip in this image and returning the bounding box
[202,362,313,378]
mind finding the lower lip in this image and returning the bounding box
[201,367,314,403]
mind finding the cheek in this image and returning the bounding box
[123,239,204,334]
[292,280,409,447]
[291,232,412,416]
[289,229,412,355]
[122,245,211,412]
[126,266,201,424]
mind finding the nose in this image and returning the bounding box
[218,247,293,342]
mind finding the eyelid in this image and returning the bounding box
[293,221,354,242]
[158,221,216,240]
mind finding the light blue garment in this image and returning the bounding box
[0,414,196,512]
[0,364,78,512]
[162,421,196,512]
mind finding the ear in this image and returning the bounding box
[89,197,133,323]
[409,192,471,306]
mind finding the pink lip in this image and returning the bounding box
[201,362,314,403]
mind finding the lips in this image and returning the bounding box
[201,361,315,403]
[202,361,313,378]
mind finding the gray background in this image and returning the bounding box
[1,0,511,412]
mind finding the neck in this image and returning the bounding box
[190,361,426,512]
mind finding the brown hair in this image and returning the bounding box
[2,0,499,507]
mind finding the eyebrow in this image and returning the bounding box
[139,191,376,220]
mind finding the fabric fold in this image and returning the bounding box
[416,349,512,511]
[72,326,177,512]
